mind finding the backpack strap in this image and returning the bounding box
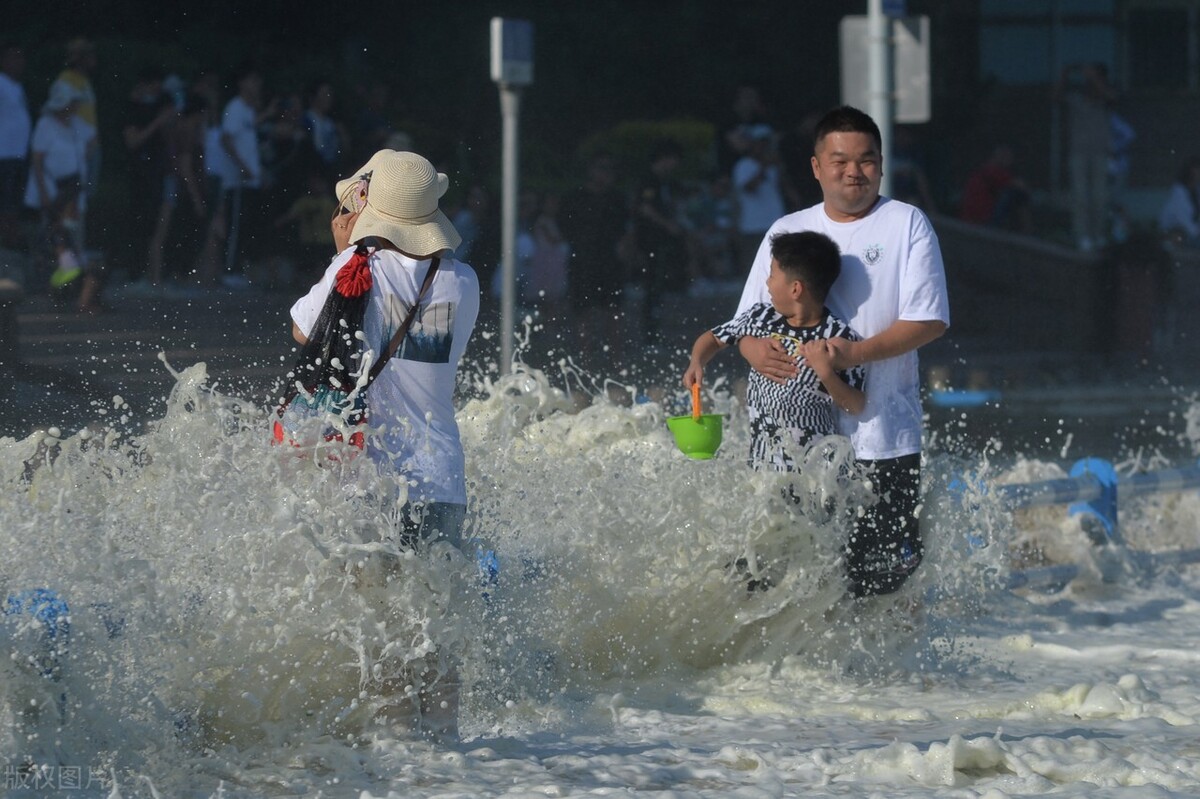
[367,256,441,383]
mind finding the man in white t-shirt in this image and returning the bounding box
[736,106,949,598]
[218,66,268,284]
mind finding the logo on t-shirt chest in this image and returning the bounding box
[862,243,884,265]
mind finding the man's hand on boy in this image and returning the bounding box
[738,336,799,384]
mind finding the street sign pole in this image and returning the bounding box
[867,0,894,198]
[490,18,533,375]
[499,85,521,373]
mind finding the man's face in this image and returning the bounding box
[811,131,882,221]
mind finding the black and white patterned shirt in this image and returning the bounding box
[712,303,864,471]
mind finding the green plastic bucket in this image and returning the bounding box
[666,413,723,460]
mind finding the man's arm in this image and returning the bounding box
[737,335,799,383]
[825,319,947,370]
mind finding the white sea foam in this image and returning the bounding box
[2,361,1200,797]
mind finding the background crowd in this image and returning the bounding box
[1,35,1198,371]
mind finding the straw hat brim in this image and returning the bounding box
[351,205,461,257]
[334,150,461,256]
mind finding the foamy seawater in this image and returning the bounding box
[3,357,1200,797]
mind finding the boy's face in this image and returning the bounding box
[766,258,801,313]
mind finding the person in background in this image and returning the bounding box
[633,139,688,344]
[959,144,1032,234]
[526,191,569,326]
[195,71,229,286]
[274,166,335,283]
[1158,157,1200,249]
[734,106,949,599]
[889,126,936,213]
[1058,62,1117,251]
[733,124,786,275]
[718,84,771,177]
[451,184,489,264]
[24,83,101,310]
[559,151,628,372]
[0,43,30,245]
[352,80,393,165]
[123,66,176,287]
[161,91,209,283]
[685,173,737,283]
[52,38,98,195]
[303,80,348,171]
[217,64,273,287]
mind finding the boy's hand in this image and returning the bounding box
[800,339,834,377]
[683,361,703,389]
[824,336,860,372]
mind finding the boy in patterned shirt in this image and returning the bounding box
[683,231,865,471]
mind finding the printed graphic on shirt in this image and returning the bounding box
[384,299,457,364]
[712,302,864,471]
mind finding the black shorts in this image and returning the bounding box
[845,453,923,598]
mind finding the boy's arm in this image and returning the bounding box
[683,330,727,389]
[803,340,866,415]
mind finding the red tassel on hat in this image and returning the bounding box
[335,249,373,297]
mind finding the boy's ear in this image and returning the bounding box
[790,279,805,299]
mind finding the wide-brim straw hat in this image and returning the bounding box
[335,150,461,256]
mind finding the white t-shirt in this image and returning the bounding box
[291,248,480,504]
[733,156,785,235]
[220,96,261,189]
[0,73,31,160]
[23,113,94,210]
[736,198,950,460]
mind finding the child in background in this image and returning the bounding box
[46,179,103,312]
[683,230,864,472]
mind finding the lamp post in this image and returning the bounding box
[490,18,534,374]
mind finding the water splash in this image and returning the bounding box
[0,356,1027,793]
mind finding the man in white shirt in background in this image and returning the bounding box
[732,124,786,273]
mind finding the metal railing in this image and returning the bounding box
[955,458,1200,591]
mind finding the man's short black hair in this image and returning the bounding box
[813,105,882,153]
[770,231,841,302]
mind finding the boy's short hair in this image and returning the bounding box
[770,231,841,302]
